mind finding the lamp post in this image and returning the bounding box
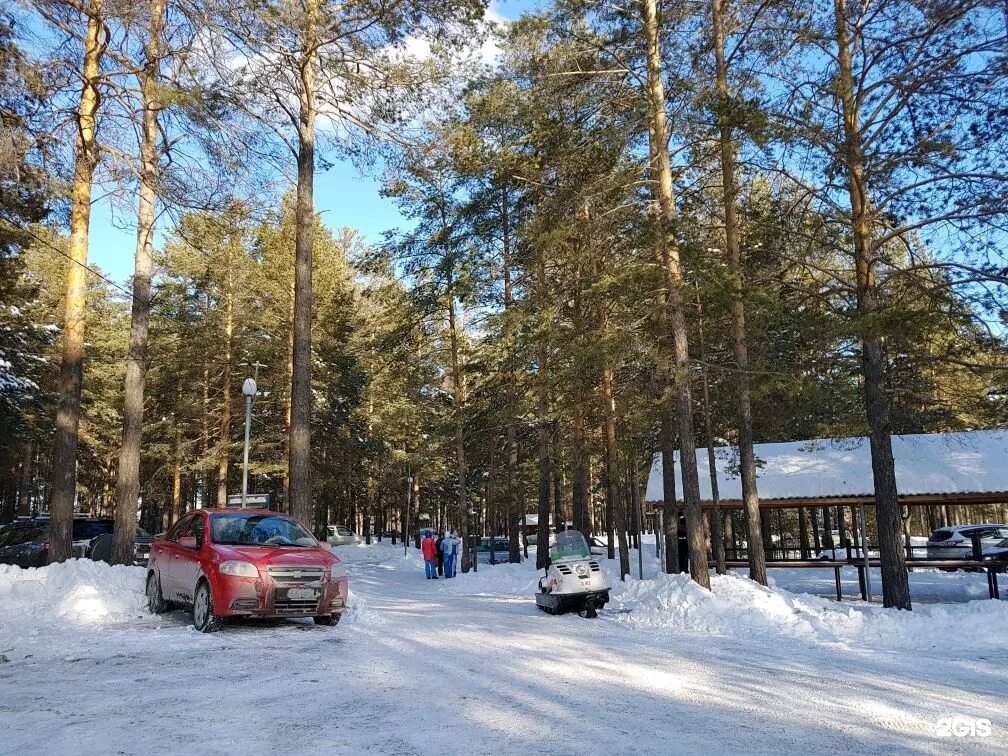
[404,473,413,558]
[241,377,257,508]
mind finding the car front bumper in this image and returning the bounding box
[215,572,348,618]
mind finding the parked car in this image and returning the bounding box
[0,522,48,567]
[926,524,1008,560]
[981,539,1008,571]
[0,517,116,567]
[326,525,363,546]
[146,508,348,632]
[476,537,511,563]
[87,526,155,566]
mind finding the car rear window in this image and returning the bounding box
[72,521,114,540]
[929,529,953,542]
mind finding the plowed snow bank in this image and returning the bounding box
[611,571,1008,650]
[0,560,147,628]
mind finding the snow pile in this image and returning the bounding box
[437,560,541,596]
[610,570,1008,651]
[425,547,1006,652]
[0,560,147,628]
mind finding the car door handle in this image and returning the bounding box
[174,554,180,559]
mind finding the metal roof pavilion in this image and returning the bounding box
[645,429,1008,509]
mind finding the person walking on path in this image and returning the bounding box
[444,529,460,578]
[422,531,438,579]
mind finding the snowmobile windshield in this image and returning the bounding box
[550,530,590,559]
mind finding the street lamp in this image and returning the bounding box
[241,377,257,508]
[404,474,413,558]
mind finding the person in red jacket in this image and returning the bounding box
[421,531,439,579]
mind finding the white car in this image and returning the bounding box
[926,524,1008,560]
[326,525,363,546]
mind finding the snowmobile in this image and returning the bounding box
[536,530,610,618]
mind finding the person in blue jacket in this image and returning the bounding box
[443,529,461,578]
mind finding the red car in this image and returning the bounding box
[145,508,348,633]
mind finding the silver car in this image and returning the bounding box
[926,524,1008,560]
[326,525,363,547]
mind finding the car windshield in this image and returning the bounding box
[210,514,317,547]
[550,530,590,559]
[136,526,152,538]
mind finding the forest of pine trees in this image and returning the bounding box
[1,0,1006,609]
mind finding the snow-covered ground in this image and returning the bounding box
[1,543,1005,755]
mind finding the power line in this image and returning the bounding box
[14,224,141,304]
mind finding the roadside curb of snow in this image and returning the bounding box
[608,570,1008,652]
[342,589,384,627]
[0,560,147,629]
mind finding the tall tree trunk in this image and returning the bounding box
[288,5,318,527]
[412,469,421,547]
[643,0,708,588]
[502,187,522,564]
[48,0,103,563]
[660,416,679,573]
[647,119,681,576]
[711,0,766,586]
[695,285,726,574]
[601,367,629,578]
[282,279,294,513]
[488,441,497,563]
[834,0,909,609]
[171,435,181,526]
[217,281,233,505]
[113,0,165,564]
[1,466,15,525]
[536,339,551,570]
[724,510,736,558]
[200,354,209,507]
[17,441,33,518]
[446,269,470,572]
[798,507,810,559]
[552,432,563,533]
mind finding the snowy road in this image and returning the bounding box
[1,545,1005,755]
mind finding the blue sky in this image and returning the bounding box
[88,0,539,283]
[89,167,393,281]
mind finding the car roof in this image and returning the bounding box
[196,508,282,515]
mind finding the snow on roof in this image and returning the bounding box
[645,429,1008,502]
[521,514,552,525]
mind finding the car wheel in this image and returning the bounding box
[313,614,340,626]
[193,581,222,633]
[146,572,168,614]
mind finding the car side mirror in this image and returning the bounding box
[178,535,198,549]
[320,541,333,551]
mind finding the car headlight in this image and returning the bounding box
[329,562,346,578]
[219,561,258,577]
